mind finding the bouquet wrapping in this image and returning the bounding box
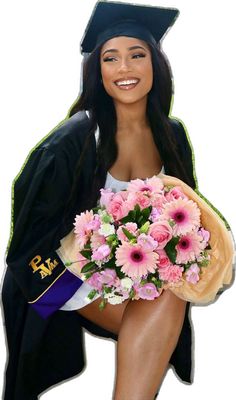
[60,173,234,308]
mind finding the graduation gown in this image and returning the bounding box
[2,111,196,399]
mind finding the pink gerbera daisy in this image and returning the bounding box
[176,231,205,264]
[127,176,163,194]
[161,198,200,235]
[115,242,158,279]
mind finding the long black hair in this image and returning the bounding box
[66,40,193,215]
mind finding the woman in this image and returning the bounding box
[2,1,233,399]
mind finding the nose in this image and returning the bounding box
[118,57,132,73]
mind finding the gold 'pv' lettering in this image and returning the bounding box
[29,255,59,279]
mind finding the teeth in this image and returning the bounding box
[116,79,139,86]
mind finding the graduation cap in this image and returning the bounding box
[81,1,180,53]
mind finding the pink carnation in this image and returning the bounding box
[158,263,184,283]
[126,192,151,210]
[148,220,172,249]
[165,186,187,202]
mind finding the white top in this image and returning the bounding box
[60,168,164,311]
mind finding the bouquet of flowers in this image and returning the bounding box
[65,173,232,310]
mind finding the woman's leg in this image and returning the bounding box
[77,290,186,399]
[113,290,187,400]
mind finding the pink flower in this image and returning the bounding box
[185,263,200,284]
[158,263,184,283]
[74,210,94,249]
[86,214,101,230]
[92,244,111,261]
[75,252,89,272]
[90,232,106,250]
[100,188,114,208]
[165,186,187,202]
[137,283,160,300]
[99,269,117,287]
[127,176,163,193]
[156,249,171,268]
[161,198,201,235]
[137,234,158,251]
[127,192,151,210]
[176,231,205,264]
[150,193,166,210]
[115,242,159,279]
[149,207,161,222]
[148,221,172,249]
[198,228,210,244]
[87,272,103,292]
[117,222,138,242]
[107,193,129,221]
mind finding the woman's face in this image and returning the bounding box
[100,36,153,106]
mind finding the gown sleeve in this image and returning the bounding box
[6,144,84,319]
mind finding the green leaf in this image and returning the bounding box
[80,249,92,260]
[139,221,150,234]
[87,289,98,300]
[99,299,107,311]
[164,237,179,264]
[122,227,136,241]
[81,261,96,273]
[141,206,152,220]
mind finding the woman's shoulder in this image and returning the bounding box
[33,110,93,155]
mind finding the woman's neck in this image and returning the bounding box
[114,99,149,134]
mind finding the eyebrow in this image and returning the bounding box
[102,45,148,57]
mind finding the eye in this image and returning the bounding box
[103,56,117,62]
[132,53,146,59]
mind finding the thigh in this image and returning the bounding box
[76,297,130,335]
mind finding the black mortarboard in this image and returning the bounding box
[80,1,179,54]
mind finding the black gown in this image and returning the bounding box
[1,111,197,399]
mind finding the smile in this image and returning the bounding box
[114,78,140,90]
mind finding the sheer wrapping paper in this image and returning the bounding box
[159,173,234,304]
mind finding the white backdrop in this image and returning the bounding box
[0,1,235,399]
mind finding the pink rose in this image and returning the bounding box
[165,186,187,202]
[100,188,114,208]
[107,193,129,221]
[148,221,172,249]
[157,249,171,268]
